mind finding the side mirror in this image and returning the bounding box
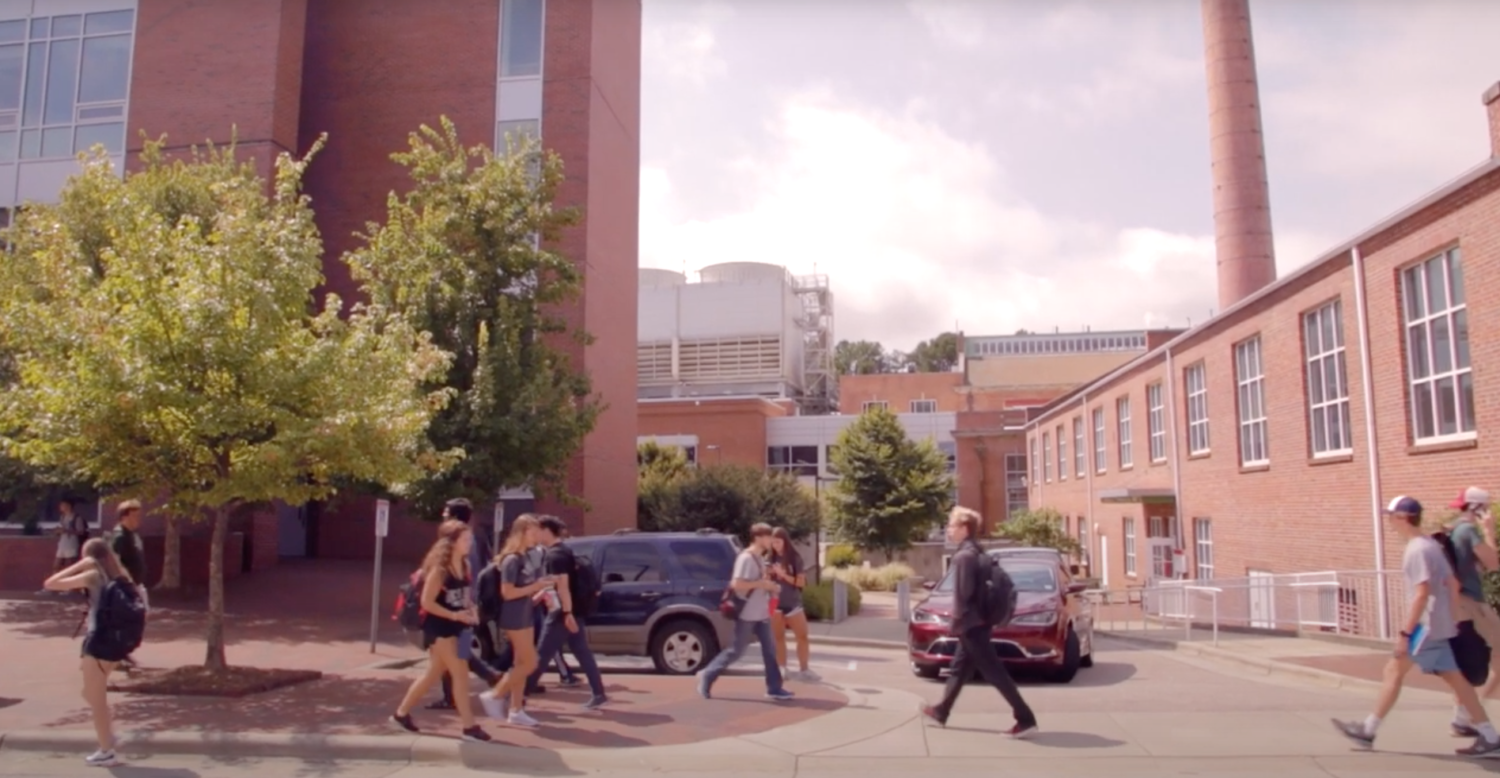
[922,580,936,590]
[604,572,624,584]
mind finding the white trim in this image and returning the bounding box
[1193,517,1213,580]
[1123,517,1137,577]
[1351,246,1390,640]
[1054,423,1067,481]
[1092,406,1106,474]
[1234,336,1269,466]
[1184,362,1210,455]
[1146,382,1165,463]
[1303,299,1353,457]
[1042,430,1052,483]
[1401,247,1474,443]
[1072,415,1085,478]
[1116,396,1133,468]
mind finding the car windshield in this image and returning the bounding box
[934,561,1057,594]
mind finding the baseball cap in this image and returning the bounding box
[1384,495,1423,516]
[1449,487,1492,509]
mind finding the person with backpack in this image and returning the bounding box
[919,506,1037,738]
[522,515,607,710]
[696,523,795,702]
[43,537,147,767]
[1443,487,1500,737]
[478,514,560,728]
[429,499,503,712]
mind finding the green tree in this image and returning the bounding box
[992,507,1079,555]
[835,339,888,375]
[636,441,689,527]
[347,118,599,515]
[907,332,960,373]
[826,406,955,560]
[638,463,819,545]
[0,141,454,670]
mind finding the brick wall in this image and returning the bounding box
[639,398,790,469]
[0,536,56,591]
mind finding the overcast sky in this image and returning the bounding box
[637,0,1500,351]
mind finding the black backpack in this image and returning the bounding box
[979,552,1018,627]
[567,546,601,618]
[475,561,503,623]
[85,578,147,661]
[392,569,425,631]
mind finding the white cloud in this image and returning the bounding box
[906,2,987,50]
[642,4,731,87]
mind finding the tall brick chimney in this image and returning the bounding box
[1485,81,1500,158]
[1201,0,1277,311]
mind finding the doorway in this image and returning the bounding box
[1248,569,1276,628]
[277,502,307,557]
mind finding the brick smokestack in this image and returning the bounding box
[1201,0,1277,311]
[1485,81,1500,158]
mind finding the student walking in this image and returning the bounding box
[920,507,1037,738]
[53,499,87,572]
[524,539,578,695]
[696,523,794,701]
[430,499,502,712]
[768,527,817,681]
[1445,487,1500,737]
[389,519,492,743]
[525,515,608,710]
[43,538,145,767]
[1331,496,1500,756]
[107,501,148,669]
[480,515,558,728]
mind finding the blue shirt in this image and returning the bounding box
[1450,519,1486,602]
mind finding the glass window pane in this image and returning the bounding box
[1413,382,1435,440]
[1448,249,1465,306]
[84,10,134,35]
[1335,353,1348,403]
[0,43,22,112]
[77,104,122,120]
[1408,323,1429,380]
[78,35,129,103]
[0,20,23,43]
[29,18,48,39]
[40,125,70,157]
[18,126,38,157]
[1304,312,1319,355]
[21,42,44,126]
[500,0,544,77]
[1454,309,1470,369]
[0,129,14,160]
[1312,407,1327,453]
[1460,372,1476,433]
[43,38,78,125]
[73,121,122,154]
[1308,358,1325,404]
[1430,315,1452,375]
[1426,257,1448,313]
[52,15,82,37]
[1403,268,1424,321]
[1436,376,1457,436]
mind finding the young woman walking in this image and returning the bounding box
[389,519,492,742]
[43,538,131,766]
[768,527,817,681]
[480,514,556,728]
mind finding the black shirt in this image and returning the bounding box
[111,526,147,586]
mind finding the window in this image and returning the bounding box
[0,10,135,162]
[1005,453,1028,520]
[668,539,735,581]
[1234,337,1269,465]
[1042,432,1052,482]
[861,400,888,413]
[682,445,697,465]
[500,0,544,77]
[766,445,818,477]
[496,118,538,150]
[1304,300,1352,456]
[1402,248,1473,442]
[1077,520,1090,572]
[1030,436,1039,486]
[598,541,666,584]
[1073,417,1085,477]
[1123,518,1137,576]
[824,444,839,475]
[1055,424,1067,481]
[1185,362,1210,454]
[1092,407,1106,473]
[1116,396,1133,468]
[1147,383,1166,462]
[1193,519,1213,580]
[910,399,937,414]
[938,441,956,473]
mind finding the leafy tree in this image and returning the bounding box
[347,118,600,516]
[0,140,453,670]
[993,507,1079,555]
[907,332,960,373]
[834,339,888,375]
[636,441,689,527]
[825,406,955,560]
[638,463,819,545]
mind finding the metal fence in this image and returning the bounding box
[1088,570,1406,645]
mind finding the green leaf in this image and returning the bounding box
[825,407,955,560]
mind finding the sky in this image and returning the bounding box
[637,0,1500,352]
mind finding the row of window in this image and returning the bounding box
[767,442,958,476]
[861,399,938,414]
[1117,516,1213,581]
[968,333,1149,356]
[0,9,134,162]
[1034,247,1471,479]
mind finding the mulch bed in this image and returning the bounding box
[108,665,323,698]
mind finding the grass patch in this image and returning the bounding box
[109,665,323,697]
[821,562,917,592]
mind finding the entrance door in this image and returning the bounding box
[276,502,307,557]
[1249,569,1276,628]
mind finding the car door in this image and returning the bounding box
[588,540,670,654]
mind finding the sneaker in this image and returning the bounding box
[766,689,795,702]
[507,709,539,728]
[478,691,505,721]
[389,712,419,733]
[1006,721,1039,740]
[84,750,116,767]
[696,674,711,700]
[582,694,608,711]
[461,726,492,743]
[1330,718,1373,749]
[1457,736,1500,758]
[1454,722,1481,738]
[799,669,822,682]
[919,705,947,728]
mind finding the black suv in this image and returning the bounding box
[566,529,740,675]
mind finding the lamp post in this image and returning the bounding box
[812,474,836,584]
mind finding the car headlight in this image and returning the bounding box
[912,608,950,626]
[1009,611,1058,627]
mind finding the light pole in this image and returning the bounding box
[812,474,836,584]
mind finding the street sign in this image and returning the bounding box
[369,498,390,653]
[375,499,390,538]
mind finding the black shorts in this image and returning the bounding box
[422,617,465,648]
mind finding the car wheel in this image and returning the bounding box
[650,619,717,675]
[911,662,941,680]
[1047,627,1082,683]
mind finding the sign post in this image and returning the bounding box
[369,499,390,653]
[493,501,505,556]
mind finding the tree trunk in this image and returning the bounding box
[158,515,182,590]
[203,506,228,670]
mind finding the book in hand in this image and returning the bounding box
[1407,623,1429,654]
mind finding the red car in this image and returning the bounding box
[908,551,1095,683]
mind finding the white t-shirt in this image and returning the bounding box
[1403,535,1458,645]
[733,550,770,622]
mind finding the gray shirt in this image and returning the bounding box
[1449,519,1487,602]
[498,552,536,630]
[1403,535,1458,643]
[734,550,770,622]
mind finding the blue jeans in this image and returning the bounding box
[700,618,785,694]
[530,607,574,687]
[527,612,604,696]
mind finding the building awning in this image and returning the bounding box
[1097,487,1176,505]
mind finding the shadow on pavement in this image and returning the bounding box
[940,727,1127,749]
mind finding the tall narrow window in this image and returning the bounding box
[500,0,545,77]
[1194,518,1214,580]
[1073,416,1085,477]
[1304,300,1352,456]
[1235,336,1269,466]
[1147,383,1165,462]
[1042,432,1052,482]
[1402,248,1473,442]
[1055,424,1067,481]
[1092,407,1106,473]
[1116,396,1133,468]
[1185,362,1210,455]
[1030,436,1038,486]
[1124,518,1137,576]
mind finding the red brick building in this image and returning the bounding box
[1026,81,1500,595]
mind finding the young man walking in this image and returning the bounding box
[920,506,1037,738]
[697,523,793,702]
[1332,496,1500,756]
[524,516,607,711]
[1447,487,1500,737]
[109,500,149,669]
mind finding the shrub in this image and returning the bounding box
[803,580,862,621]
[821,562,917,592]
[825,543,860,569]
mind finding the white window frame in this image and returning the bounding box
[1147,383,1166,462]
[861,400,888,413]
[1042,431,1052,482]
[1030,435,1039,486]
[1123,518,1137,577]
[1092,407,1106,473]
[1234,336,1269,466]
[909,398,937,414]
[1303,300,1353,457]
[1185,362,1210,455]
[1077,520,1090,570]
[1055,424,1067,481]
[1401,248,1474,444]
[1116,396,1133,468]
[1193,518,1213,580]
[1073,416,1085,477]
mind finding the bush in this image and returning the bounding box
[821,562,917,592]
[803,580,862,621]
[825,543,860,569]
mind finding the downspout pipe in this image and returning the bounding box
[1351,246,1390,639]
[1164,346,1184,570]
[1081,393,1093,570]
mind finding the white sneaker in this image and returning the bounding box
[479,690,505,721]
[799,669,821,682]
[85,750,117,767]
[507,709,539,728]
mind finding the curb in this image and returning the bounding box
[810,635,905,651]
